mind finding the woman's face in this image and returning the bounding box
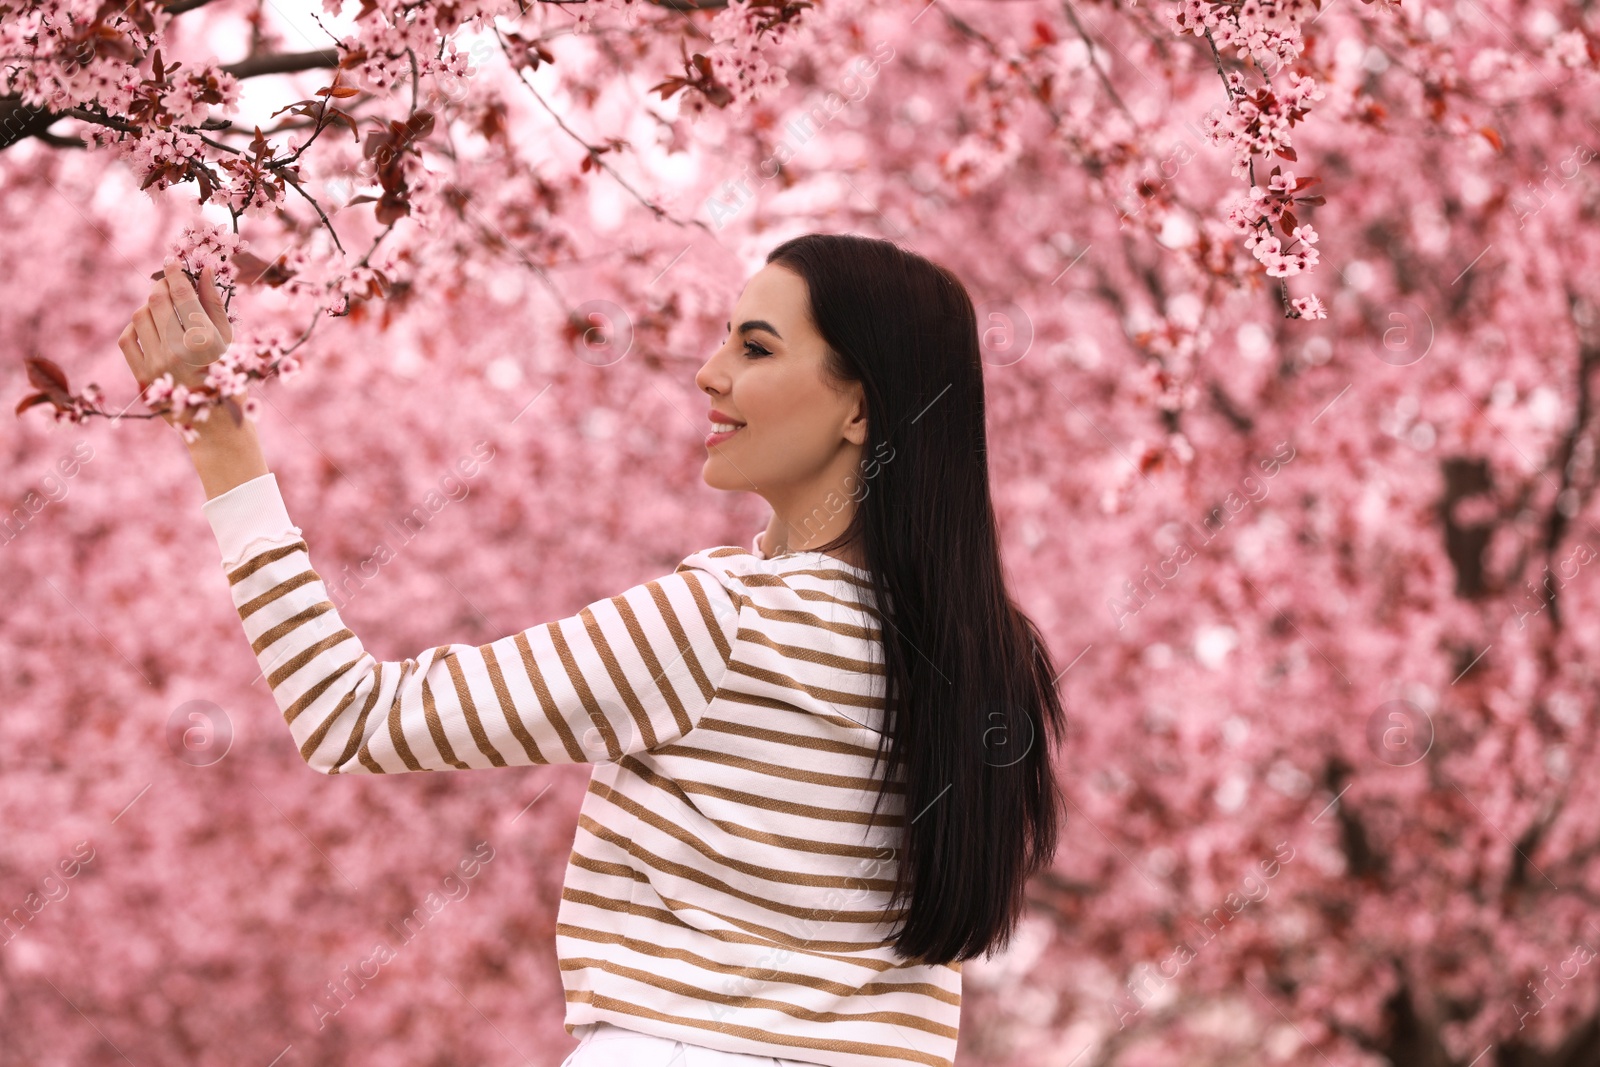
[695,263,867,504]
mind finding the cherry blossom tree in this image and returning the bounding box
[4,0,1600,1064]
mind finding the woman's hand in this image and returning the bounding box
[118,258,233,427]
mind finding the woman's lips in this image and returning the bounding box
[705,424,744,448]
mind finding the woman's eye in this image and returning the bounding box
[744,341,771,358]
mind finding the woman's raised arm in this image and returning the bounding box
[204,473,742,775]
[120,259,742,776]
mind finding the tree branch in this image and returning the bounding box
[0,99,61,150]
[0,49,340,152]
[220,48,341,79]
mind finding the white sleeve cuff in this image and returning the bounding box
[751,528,767,559]
[201,472,301,572]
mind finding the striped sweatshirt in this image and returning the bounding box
[201,473,961,1067]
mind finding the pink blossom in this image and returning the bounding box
[1290,294,1327,319]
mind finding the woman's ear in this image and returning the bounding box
[843,389,869,447]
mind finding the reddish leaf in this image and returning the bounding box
[14,392,53,416]
[26,355,71,397]
[269,99,318,119]
[232,250,296,287]
[191,161,215,202]
[650,76,691,101]
[404,110,435,141]
[328,110,362,141]
[1276,145,1298,162]
[375,193,411,225]
[363,130,394,161]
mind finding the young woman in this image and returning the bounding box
[119,233,1067,1067]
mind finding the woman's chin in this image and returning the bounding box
[700,459,739,491]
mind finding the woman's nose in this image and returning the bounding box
[694,355,725,395]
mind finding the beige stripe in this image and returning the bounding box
[742,600,882,639]
[251,601,332,655]
[563,992,952,1067]
[561,956,959,1039]
[566,853,642,885]
[559,883,899,962]
[723,663,884,711]
[383,660,426,771]
[648,578,725,717]
[584,775,893,858]
[555,923,958,1005]
[618,755,905,827]
[601,593,668,747]
[694,717,886,760]
[420,672,472,769]
[512,629,587,762]
[237,569,319,622]
[328,662,384,774]
[480,643,549,765]
[738,576,882,622]
[672,568,735,665]
[280,658,361,726]
[551,615,623,760]
[441,648,508,766]
[634,892,902,958]
[226,540,306,585]
[577,815,906,924]
[299,676,363,765]
[735,628,884,675]
[584,780,897,892]
[700,550,876,601]
[646,743,904,793]
[712,689,883,734]
[765,563,880,595]
[790,585,889,627]
[267,627,354,688]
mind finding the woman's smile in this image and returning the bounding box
[705,407,746,448]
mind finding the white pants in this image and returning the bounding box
[559,1021,818,1067]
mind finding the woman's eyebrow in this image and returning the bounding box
[725,319,783,340]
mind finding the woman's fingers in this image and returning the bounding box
[161,260,212,355]
[117,322,149,390]
[149,262,225,367]
[122,261,235,425]
[131,306,164,378]
[146,279,180,355]
[197,265,233,346]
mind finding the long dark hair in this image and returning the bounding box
[763,232,1068,965]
